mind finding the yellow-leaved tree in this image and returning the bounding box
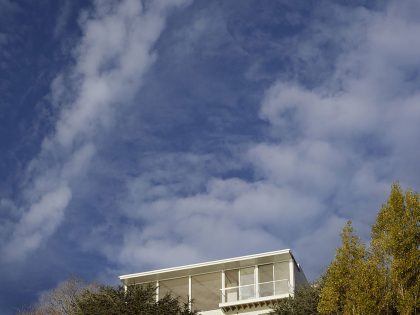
[371,183,420,315]
[317,221,366,315]
[318,183,419,315]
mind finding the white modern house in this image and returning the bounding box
[119,249,307,314]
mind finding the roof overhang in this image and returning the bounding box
[119,249,293,285]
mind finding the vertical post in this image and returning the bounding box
[221,270,225,303]
[188,275,192,311]
[289,259,295,295]
[124,284,127,294]
[254,265,259,298]
[238,268,241,300]
[155,280,159,302]
[273,264,275,295]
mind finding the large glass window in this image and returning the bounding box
[258,264,274,297]
[239,267,255,300]
[159,277,189,305]
[274,262,290,294]
[224,269,239,302]
[191,272,220,312]
[223,267,256,302]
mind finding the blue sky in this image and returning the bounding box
[1,0,420,313]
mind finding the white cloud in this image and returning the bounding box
[4,185,72,262]
[248,141,343,196]
[293,215,347,275]
[2,0,191,262]
[95,0,420,280]
[3,0,419,286]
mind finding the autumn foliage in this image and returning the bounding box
[273,183,419,315]
[318,183,420,315]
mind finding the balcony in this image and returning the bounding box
[219,279,291,310]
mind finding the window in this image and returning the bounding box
[274,262,289,294]
[258,264,274,297]
[159,277,189,305]
[224,269,239,302]
[239,267,255,300]
[191,272,220,312]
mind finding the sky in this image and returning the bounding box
[1,0,420,313]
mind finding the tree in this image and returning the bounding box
[318,183,420,315]
[371,183,420,315]
[345,251,392,315]
[271,282,322,315]
[18,277,95,315]
[74,284,197,315]
[317,221,366,315]
[20,280,197,315]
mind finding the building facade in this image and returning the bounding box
[119,249,307,315]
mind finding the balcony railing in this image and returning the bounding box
[220,279,290,304]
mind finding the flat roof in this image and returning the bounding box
[119,249,294,285]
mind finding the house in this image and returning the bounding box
[119,249,307,315]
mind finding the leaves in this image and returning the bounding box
[271,283,322,315]
[371,183,420,315]
[20,282,197,315]
[318,183,420,315]
[74,284,197,315]
[317,221,366,315]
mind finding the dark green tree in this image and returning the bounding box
[74,284,197,315]
[271,283,321,315]
[20,281,197,315]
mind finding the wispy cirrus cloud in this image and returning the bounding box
[1,0,192,263]
[2,3,420,313]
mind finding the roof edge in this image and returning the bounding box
[119,248,291,280]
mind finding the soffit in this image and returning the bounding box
[120,249,292,285]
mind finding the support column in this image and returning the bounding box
[254,265,259,298]
[221,270,225,303]
[273,264,275,295]
[188,275,192,311]
[238,269,241,300]
[289,259,295,295]
[155,280,159,302]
